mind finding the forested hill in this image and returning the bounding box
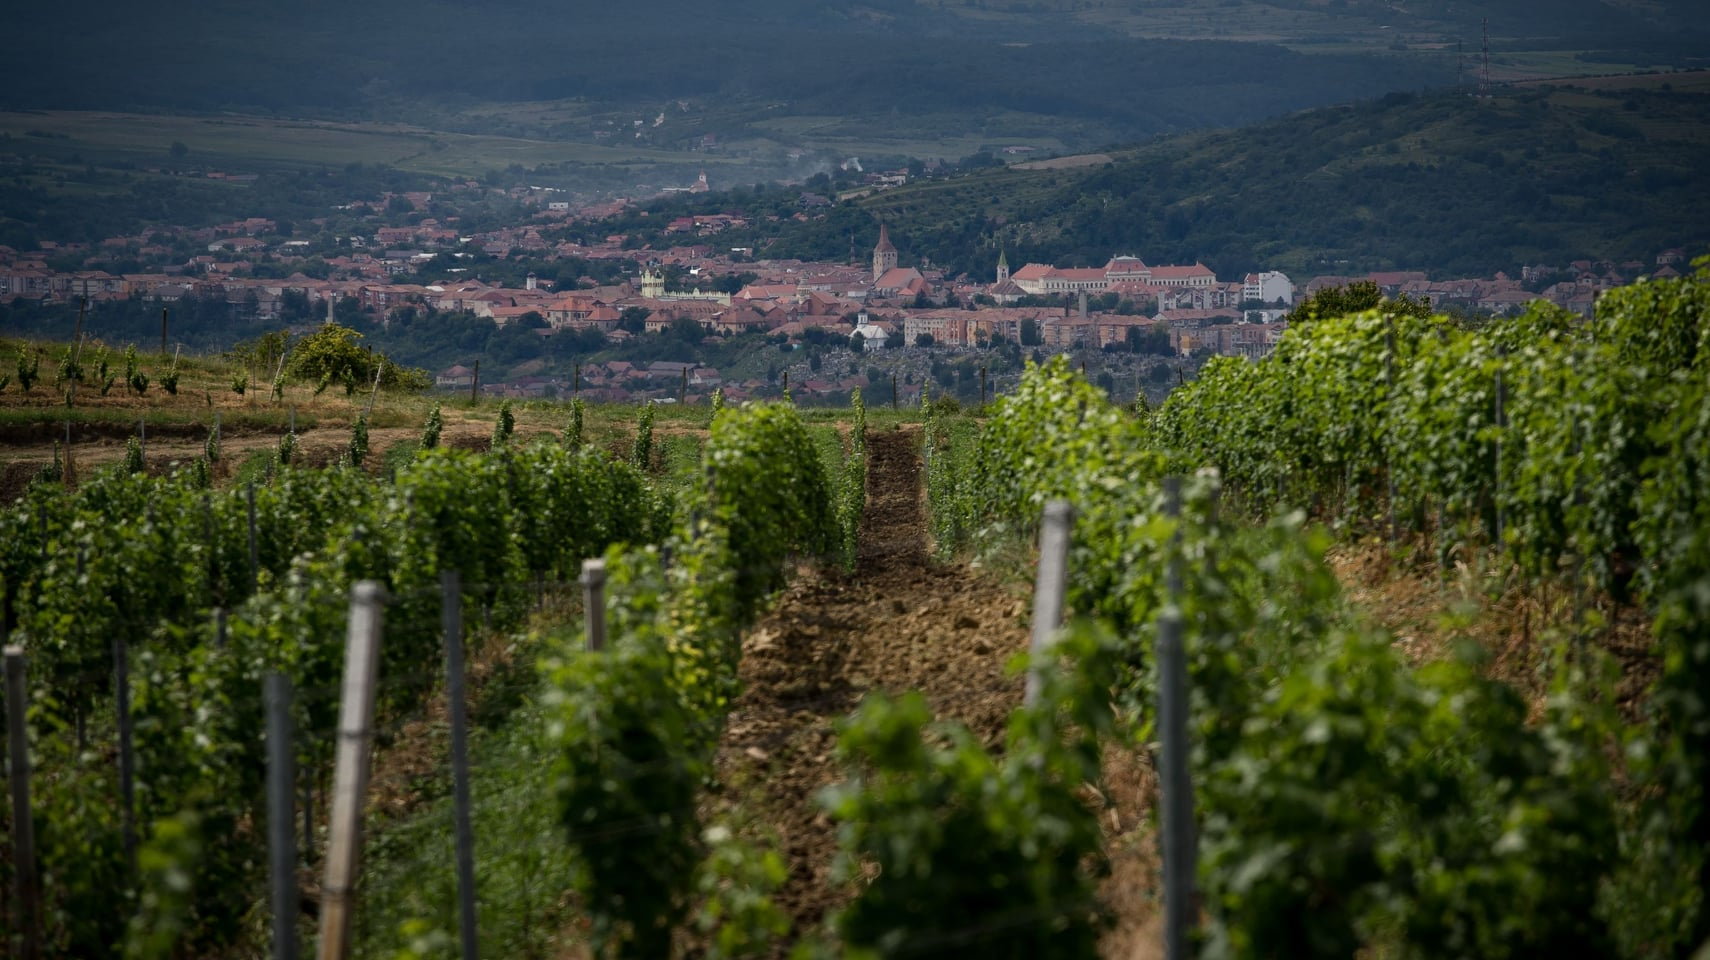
[762,77,1710,279]
[0,1,1453,150]
[6,0,1703,196]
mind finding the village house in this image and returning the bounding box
[436,364,477,389]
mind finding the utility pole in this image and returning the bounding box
[1480,18,1491,98]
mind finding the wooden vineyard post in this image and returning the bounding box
[581,558,607,652]
[363,363,383,419]
[160,306,169,355]
[440,571,481,960]
[317,582,385,960]
[6,646,41,960]
[891,373,898,410]
[470,359,480,404]
[1024,499,1073,706]
[265,672,299,960]
[67,298,87,406]
[270,349,287,404]
[1158,477,1197,959]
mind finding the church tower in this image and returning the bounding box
[640,267,665,299]
[996,248,1010,284]
[872,223,898,283]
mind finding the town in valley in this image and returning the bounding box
[3,169,1688,406]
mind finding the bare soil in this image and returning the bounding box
[1330,541,1660,719]
[707,426,1031,943]
[704,426,1160,955]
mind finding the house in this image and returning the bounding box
[735,283,802,303]
[1367,271,1428,294]
[1475,290,1540,314]
[437,365,476,389]
[708,306,775,335]
[489,305,545,328]
[545,294,622,331]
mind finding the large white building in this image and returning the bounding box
[1241,271,1294,306]
[1007,256,1217,296]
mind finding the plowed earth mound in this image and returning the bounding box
[704,426,1034,946]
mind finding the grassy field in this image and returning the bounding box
[1513,68,1710,91]
[0,110,749,179]
[740,113,1076,161]
[0,335,901,501]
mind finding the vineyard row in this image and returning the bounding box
[913,261,1709,958]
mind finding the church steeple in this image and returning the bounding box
[996,248,1010,284]
[872,223,898,283]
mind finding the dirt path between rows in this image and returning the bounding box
[705,426,1034,949]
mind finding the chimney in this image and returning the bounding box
[1078,291,1088,320]
[526,272,537,291]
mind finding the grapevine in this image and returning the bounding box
[920,314,1705,955]
[0,418,665,953]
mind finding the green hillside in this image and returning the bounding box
[818,76,1710,278]
[7,0,1702,165]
